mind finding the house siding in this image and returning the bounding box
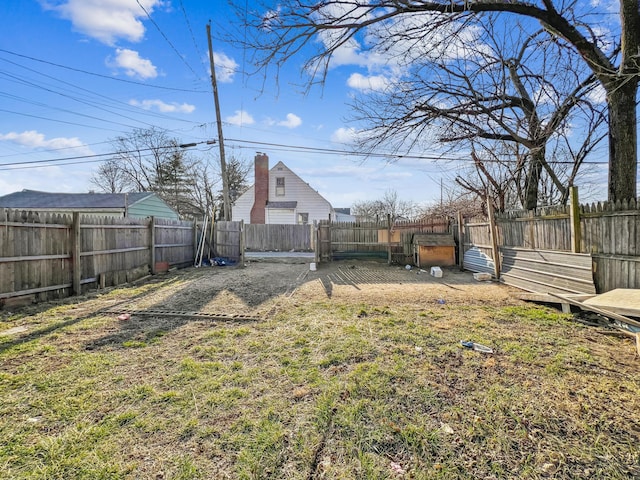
[266,208,296,224]
[233,186,255,223]
[128,195,179,220]
[232,161,334,224]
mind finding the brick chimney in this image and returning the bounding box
[250,153,269,224]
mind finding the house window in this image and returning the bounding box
[276,177,285,196]
[297,213,309,224]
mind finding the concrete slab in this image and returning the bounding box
[245,251,315,264]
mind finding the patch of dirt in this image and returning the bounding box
[111,261,519,318]
[1,261,518,325]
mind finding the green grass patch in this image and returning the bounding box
[1,271,638,479]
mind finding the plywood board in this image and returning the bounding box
[583,288,640,317]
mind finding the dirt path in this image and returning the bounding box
[111,261,520,318]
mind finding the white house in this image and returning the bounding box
[233,153,335,224]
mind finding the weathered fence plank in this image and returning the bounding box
[214,220,244,264]
[0,208,195,305]
[245,224,312,251]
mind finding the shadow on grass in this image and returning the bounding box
[313,263,474,298]
[0,315,88,354]
[84,264,305,350]
[0,277,183,355]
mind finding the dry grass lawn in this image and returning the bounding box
[1,262,638,479]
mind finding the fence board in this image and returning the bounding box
[245,224,312,251]
[495,200,640,293]
[0,208,195,304]
[315,218,450,263]
[214,221,243,263]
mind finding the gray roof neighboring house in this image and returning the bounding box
[0,190,180,219]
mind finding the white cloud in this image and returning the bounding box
[312,6,488,79]
[277,113,302,128]
[43,0,162,45]
[110,48,157,79]
[226,110,254,126]
[331,127,361,144]
[213,52,238,83]
[0,130,89,151]
[129,99,195,113]
[586,84,607,104]
[347,73,390,91]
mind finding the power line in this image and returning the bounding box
[0,140,217,170]
[0,124,209,160]
[0,57,200,126]
[135,0,201,79]
[179,0,209,78]
[0,133,612,171]
[0,108,127,133]
[0,48,208,93]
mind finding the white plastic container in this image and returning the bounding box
[430,266,443,278]
[473,272,492,281]
[309,262,317,271]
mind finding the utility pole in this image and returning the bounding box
[206,23,231,220]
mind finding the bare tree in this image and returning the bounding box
[418,190,485,218]
[90,159,127,193]
[90,127,221,218]
[212,154,251,219]
[352,189,416,221]
[234,0,639,203]
[350,21,605,209]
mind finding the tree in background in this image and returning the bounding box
[90,127,224,218]
[234,0,638,204]
[352,22,606,210]
[351,189,416,221]
[418,191,485,219]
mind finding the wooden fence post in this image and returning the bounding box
[528,210,536,249]
[149,216,156,274]
[239,220,245,267]
[387,214,392,265]
[72,212,81,295]
[314,223,319,264]
[457,211,464,271]
[487,201,501,279]
[569,186,581,253]
[193,220,199,264]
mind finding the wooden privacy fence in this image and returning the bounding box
[213,220,244,264]
[459,189,640,293]
[0,209,195,304]
[317,217,450,264]
[244,223,314,251]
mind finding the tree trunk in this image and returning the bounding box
[523,148,544,210]
[608,80,638,202]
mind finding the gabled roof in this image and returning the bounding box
[0,190,154,209]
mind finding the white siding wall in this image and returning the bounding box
[231,161,334,224]
[265,208,295,224]
[232,186,254,223]
[269,162,333,224]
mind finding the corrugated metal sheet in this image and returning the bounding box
[500,247,596,295]
[463,247,495,274]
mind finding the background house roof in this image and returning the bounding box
[0,190,154,209]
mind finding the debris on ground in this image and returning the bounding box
[460,340,494,354]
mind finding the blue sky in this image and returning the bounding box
[0,1,619,208]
